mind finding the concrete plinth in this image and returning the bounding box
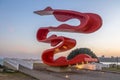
[33,63,72,72]
[46,66,72,72]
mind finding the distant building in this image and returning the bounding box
[99,57,120,62]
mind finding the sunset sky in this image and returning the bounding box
[0,0,120,59]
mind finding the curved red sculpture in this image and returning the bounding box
[34,7,102,66]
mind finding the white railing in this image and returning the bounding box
[17,59,33,69]
[4,58,19,70]
[3,58,41,70]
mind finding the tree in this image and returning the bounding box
[67,48,99,62]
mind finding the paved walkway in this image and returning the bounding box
[19,65,120,80]
[63,70,120,80]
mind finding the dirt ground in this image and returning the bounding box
[0,72,38,80]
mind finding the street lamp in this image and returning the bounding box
[116,56,118,69]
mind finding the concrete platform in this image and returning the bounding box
[19,64,120,80]
[19,65,68,80]
[3,58,120,80]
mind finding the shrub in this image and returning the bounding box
[67,48,99,62]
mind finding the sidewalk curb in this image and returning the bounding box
[94,70,120,74]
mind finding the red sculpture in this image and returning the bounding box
[34,7,102,66]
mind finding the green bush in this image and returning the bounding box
[67,48,99,62]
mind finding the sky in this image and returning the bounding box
[0,0,120,59]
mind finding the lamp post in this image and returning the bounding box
[116,56,118,69]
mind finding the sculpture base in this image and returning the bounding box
[34,63,72,72]
[46,66,72,72]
